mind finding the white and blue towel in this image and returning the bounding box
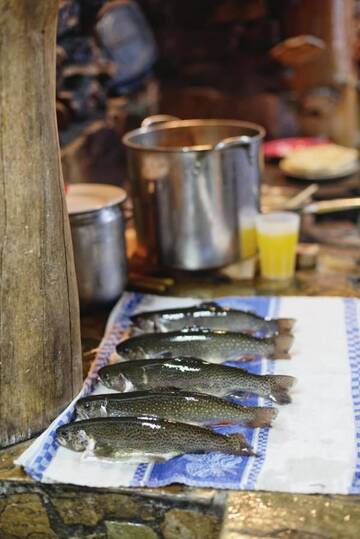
[16,293,360,494]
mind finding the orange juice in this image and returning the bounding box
[240,225,257,259]
[256,212,300,280]
[239,213,257,260]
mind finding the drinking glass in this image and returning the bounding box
[256,212,300,280]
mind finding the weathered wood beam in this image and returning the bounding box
[0,0,82,447]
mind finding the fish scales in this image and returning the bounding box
[130,302,295,337]
[98,357,296,404]
[116,329,293,362]
[76,390,277,427]
[56,416,254,459]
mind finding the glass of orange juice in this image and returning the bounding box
[238,209,257,260]
[256,212,300,280]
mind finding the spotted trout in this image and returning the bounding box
[56,416,254,461]
[130,302,295,337]
[98,357,296,404]
[116,328,293,362]
[75,389,277,428]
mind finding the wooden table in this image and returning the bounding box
[0,236,359,539]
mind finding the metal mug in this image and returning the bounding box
[67,184,128,306]
[123,116,265,270]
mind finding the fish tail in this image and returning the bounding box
[272,334,294,359]
[245,407,278,428]
[277,318,296,334]
[268,375,297,404]
[226,433,256,456]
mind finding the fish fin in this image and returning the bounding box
[147,453,179,462]
[239,354,257,362]
[277,318,296,334]
[240,329,254,336]
[272,334,294,359]
[268,375,297,404]
[134,451,180,463]
[93,450,178,463]
[272,352,291,360]
[93,443,115,458]
[158,351,173,358]
[274,374,297,389]
[226,434,255,456]
[245,407,278,428]
[227,391,250,400]
[207,420,235,426]
[199,301,221,310]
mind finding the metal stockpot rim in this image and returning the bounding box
[66,183,127,218]
[122,118,266,153]
[69,205,123,227]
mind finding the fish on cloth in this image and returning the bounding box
[15,293,360,494]
[75,389,278,427]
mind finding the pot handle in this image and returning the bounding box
[141,114,180,128]
[302,197,360,215]
[214,135,252,151]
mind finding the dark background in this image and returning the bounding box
[57,0,360,185]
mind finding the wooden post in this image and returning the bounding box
[0,0,83,446]
[280,0,358,147]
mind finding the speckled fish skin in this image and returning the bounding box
[130,302,295,337]
[75,390,277,428]
[116,328,293,362]
[56,416,254,458]
[98,357,296,404]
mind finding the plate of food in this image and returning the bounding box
[279,143,359,181]
[263,137,329,159]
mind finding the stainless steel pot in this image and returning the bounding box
[123,116,265,270]
[67,184,128,305]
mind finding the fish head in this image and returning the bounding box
[130,314,155,333]
[116,341,146,360]
[98,366,130,391]
[75,398,104,419]
[56,424,89,451]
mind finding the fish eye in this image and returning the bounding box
[57,430,65,439]
[56,428,69,446]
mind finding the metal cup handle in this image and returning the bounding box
[141,114,180,128]
[214,135,252,151]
